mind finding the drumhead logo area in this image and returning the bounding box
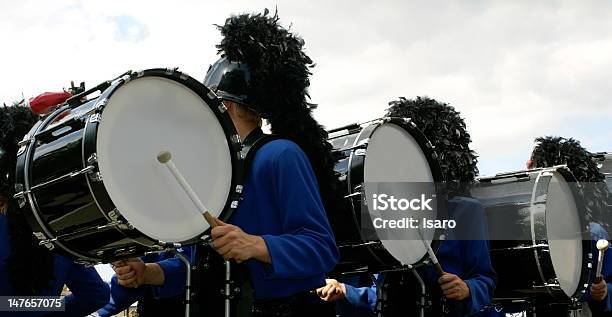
[360,182,452,241]
[369,193,455,230]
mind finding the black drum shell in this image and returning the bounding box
[14,69,244,264]
[472,168,592,306]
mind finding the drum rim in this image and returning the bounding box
[542,166,591,300]
[343,117,447,269]
[84,68,244,247]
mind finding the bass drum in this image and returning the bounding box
[14,69,243,264]
[328,117,446,273]
[471,167,591,306]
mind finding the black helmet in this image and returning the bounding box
[203,57,258,113]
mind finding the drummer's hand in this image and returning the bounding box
[591,279,608,301]
[316,279,346,302]
[211,218,270,264]
[439,273,470,301]
[112,259,145,288]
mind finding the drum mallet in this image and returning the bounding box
[417,229,444,276]
[595,239,609,283]
[157,150,217,228]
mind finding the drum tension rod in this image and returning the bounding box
[35,220,126,246]
[14,165,96,199]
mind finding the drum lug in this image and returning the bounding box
[165,67,179,75]
[207,91,218,100]
[97,220,129,231]
[355,148,367,156]
[17,138,33,147]
[87,153,98,165]
[120,74,132,83]
[16,139,31,156]
[86,155,102,182]
[13,183,27,208]
[230,134,241,145]
[88,170,103,182]
[235,185,243,193]
[218,104,228,113]
[33,232,56,251]
[106,208,134,230]
[94,98,108,111]
[89,113,101,123]
[231,200,239,209]
[107,209,121,221]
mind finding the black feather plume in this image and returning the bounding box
[215,10,343,228]
[386,96,479,197]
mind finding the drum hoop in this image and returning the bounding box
[530,171,554,296]
[348,117,448,268]
[84,69,244,246]
[542,166,592,300]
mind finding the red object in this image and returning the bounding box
[29,91,72,115]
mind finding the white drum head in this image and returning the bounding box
[97,76,233,242]
[363,122,436,265]
[546,171,582,297]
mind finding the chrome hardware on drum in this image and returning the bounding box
[13,68,243,264]
[471,166,591,304]
[592,152,612,192]
[328,117,446,273]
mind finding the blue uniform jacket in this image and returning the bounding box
[338,197,496,317]
[97,247,196,316]
[585,222,612,312]
[230,139,339,299]
[0,214,109,316]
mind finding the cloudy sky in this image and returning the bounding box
[3,0,612,280]
[3,0,612,175]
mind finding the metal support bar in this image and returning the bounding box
[175,252,192,317]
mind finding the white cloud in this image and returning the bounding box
[1,0,611,177]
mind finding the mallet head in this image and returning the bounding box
[157,151,172,164]
[597,239,609,252]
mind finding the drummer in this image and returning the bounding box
[318,97,497,317]
[0,103,110,316]
[114,10,340,317]
[529,136,612,314]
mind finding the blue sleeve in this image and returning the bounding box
[585,233,612,312]
[60,263,110,317]
[97,276,144,317]
[457,200,496,315]
[343,283,377,312]
[261,145,339,279]
[151,247,195,298]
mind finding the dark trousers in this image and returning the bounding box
[251,293,336,317]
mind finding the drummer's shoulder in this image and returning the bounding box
[258,139,307,161]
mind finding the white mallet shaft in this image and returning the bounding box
[596,239,609,282]
[417,229,444,276]
[157,151,217,228]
